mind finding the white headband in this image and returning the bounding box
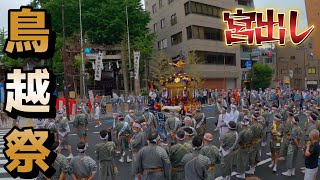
[175,134,185,141]
[77,147,86,153]
[100,134,108,140]
[151,135,161,143]
[185,130,194,136]
[203,135,213,142]
[241,121,249,125]
[193,142,204,150]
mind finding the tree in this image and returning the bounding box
[132,33,156,94]
[149,51,174,88]
[250,63,273,89]
[185,51,204,87]
[0,29,23,69]
[29,0,154,94]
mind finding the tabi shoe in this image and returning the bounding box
[95,122,102,128]
[282,170,292,176]
[67,154,73,159]
[266,152,271,156]
[278,157,285,160]
[268,162,274,168]
[273,165,277,172]
[119,157,124,163]
[236,173,245,179]
[127,156,132,163]
[245,167,255,175]
[292,168,296,176]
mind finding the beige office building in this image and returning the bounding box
[305,0,320,60]
[276,39,320,90]
[144,0,241,89]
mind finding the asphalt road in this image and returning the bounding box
[0,106,319,179]
[55,106,318,180]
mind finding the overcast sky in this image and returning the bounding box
[0,0,308,31]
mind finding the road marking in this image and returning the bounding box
[0,160,7,165]
[0,154,4,158]
[0,168,6,173]
[0,134,7,136]
[0,145,4,149]
[0,142,4,144]
[70,134,77,136]
[206,117,216,119]
[257,158,271,166]
[93,132,100,134]
[0,130,10,133]
[214,158,272,180]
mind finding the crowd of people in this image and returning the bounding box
[1,87,320,180]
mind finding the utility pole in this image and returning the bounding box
[62,0,70,120]
[79,0,86,98]
[126,2,132,95]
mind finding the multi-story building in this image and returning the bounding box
[305,0,320,60]
[276,39,319,90]
[145,0,241,89]
[234,0,260,88]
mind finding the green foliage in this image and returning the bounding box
[30,0,80,37]
[74,55,82,71]
[150,52,174,87]
[82,0,151,45]
[0,29,22,68]
[186,51,204,87]
[251,63,273,89]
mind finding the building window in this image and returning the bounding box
[158,39,168,50]
[265,58,272,63]
[308,67,316,74]
[152,4,157,14]
[196,51,236,66]
[294,79,302,87]
[307,81,318,90]
[186,25,223,41]
[290,56,295,60]
[154,23,157,32]
[171,14,177,26]
[281,69,287,74]
[168,0,174,4]
[160,18,165,29]
[187,26,192,39]
[242,46,252,52]
[238,0,249,6]
[184,1,225,18]
[158,41,162,50]
[159,0,164,8]
[163,39,167,49]
[225,55,236,65]
[294,68,302,74]
[171,32,182,46]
